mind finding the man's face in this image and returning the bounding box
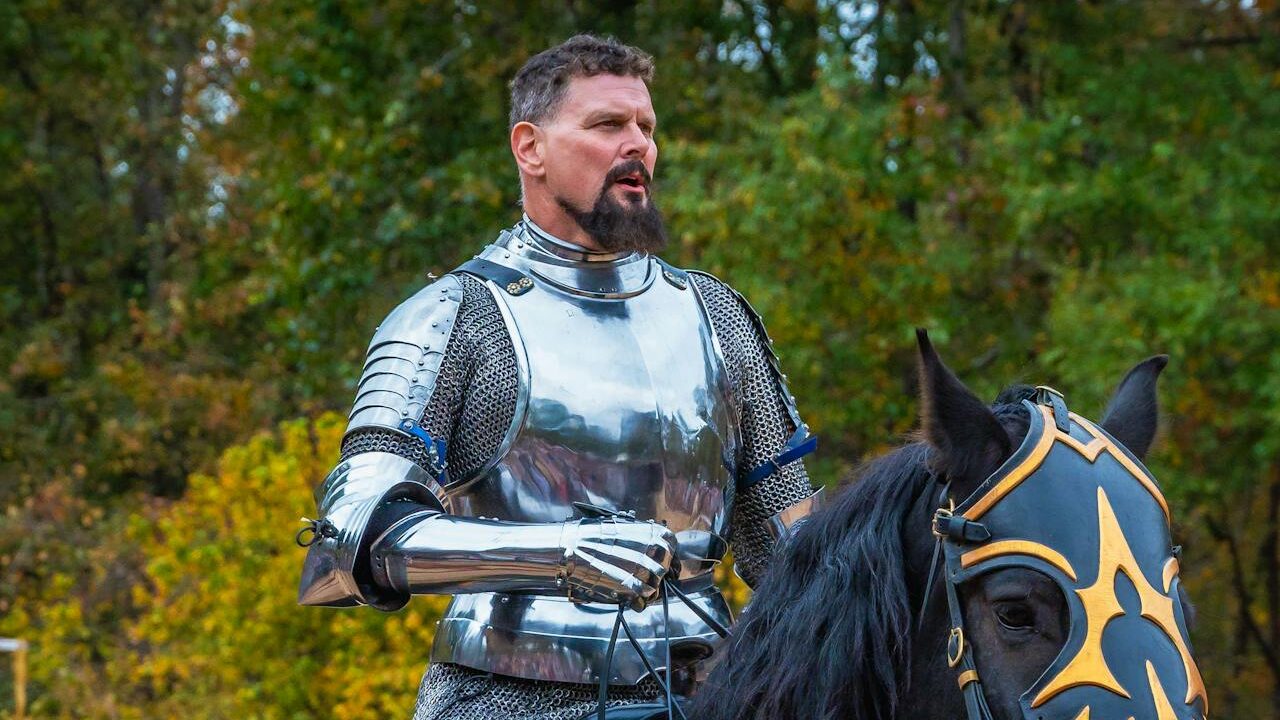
[537,73,666,252]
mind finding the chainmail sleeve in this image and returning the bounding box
[689,273,816,588]
[340,272,518,486]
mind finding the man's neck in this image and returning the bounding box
[522,198,603,251]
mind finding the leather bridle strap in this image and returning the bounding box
[942,566,996,720]
[917,479,950,633]
[932,499,996,720]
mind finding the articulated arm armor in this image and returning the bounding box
[298,273,677,613]
[296,277,462,610]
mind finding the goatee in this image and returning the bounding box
[557,161,668,254]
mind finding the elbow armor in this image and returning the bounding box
[297,275,463,609]
[764,486,826,544]
[297,452,444,609]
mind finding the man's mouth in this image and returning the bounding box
[614,174,646,191]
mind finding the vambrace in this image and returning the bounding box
[297,451,446,610]
[369,513,677,609]
[371,514,565,596]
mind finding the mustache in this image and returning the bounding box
[605,160,653,188]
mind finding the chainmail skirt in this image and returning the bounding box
[413,663,663,720]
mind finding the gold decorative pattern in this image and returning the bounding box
[1147,660,1179,720]
[962,405,1057,520]
[963,406,1172,523]
[960,540,1079,581]
[1068,413,1172,523]
[1162,557,1180,593]
[1031,488,1208,714]
[1072,709,1090,720]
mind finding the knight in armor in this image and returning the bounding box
[297,35,824,719]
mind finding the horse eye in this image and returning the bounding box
[993,601,1036,631]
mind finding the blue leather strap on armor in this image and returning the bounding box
[398,418,448,482]
[741,426,817,490]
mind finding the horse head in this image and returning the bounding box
[691,332,1207,720]
[905,330,1206,720]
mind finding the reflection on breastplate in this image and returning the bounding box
[431,231,740,685]
[448,237,739,552]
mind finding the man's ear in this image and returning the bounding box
[916,329,1011,496]
[510,121,545,178]
[1100,355,1168,460]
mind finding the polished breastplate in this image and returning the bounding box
[431,225,739,685]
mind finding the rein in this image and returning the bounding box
[573,503,731,720]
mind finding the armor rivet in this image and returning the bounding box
[517,242,525,248]
[431,321,438,327]
[412,377,419,383]
[439,296,446,302]
[504,252,511,259]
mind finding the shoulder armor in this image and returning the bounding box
[345,275,465,438]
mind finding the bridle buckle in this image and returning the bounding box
[931,499,957,539]
[947,626,966,668]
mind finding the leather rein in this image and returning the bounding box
[573,503,731,720]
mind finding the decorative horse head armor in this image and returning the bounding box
[936,386,1208,720]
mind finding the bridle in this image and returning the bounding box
[915,387,1206,720]
[917,473,997,720]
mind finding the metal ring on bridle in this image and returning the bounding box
[947,627,966,668]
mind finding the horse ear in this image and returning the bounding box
[916,329,1011,494]
[1099,355,1168,460]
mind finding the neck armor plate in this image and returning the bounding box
[936,391,1208,720]
[431,224,740,685]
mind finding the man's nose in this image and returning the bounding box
[619,122,651,159]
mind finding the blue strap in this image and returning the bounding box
[741,426,818,490]
[397,418,448,482]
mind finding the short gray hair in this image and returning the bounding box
[509,35,655,129]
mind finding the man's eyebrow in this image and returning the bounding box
[582,109,626,124]
[580,109,657,127]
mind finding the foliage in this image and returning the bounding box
[2,0,1279,717]
[2,414,451,719]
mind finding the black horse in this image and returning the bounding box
[689,331,1205,720]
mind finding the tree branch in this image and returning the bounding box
[1206,513,1280,680]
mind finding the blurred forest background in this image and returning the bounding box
[1,0,1277,717]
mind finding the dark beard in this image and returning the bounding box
[557,161,668,254]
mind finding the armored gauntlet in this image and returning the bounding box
[558,517,677,610]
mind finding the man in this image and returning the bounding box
[297,35,823,719]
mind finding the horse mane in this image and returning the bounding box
[693,386,1036,720]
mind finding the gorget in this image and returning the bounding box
[430,220,740,685]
